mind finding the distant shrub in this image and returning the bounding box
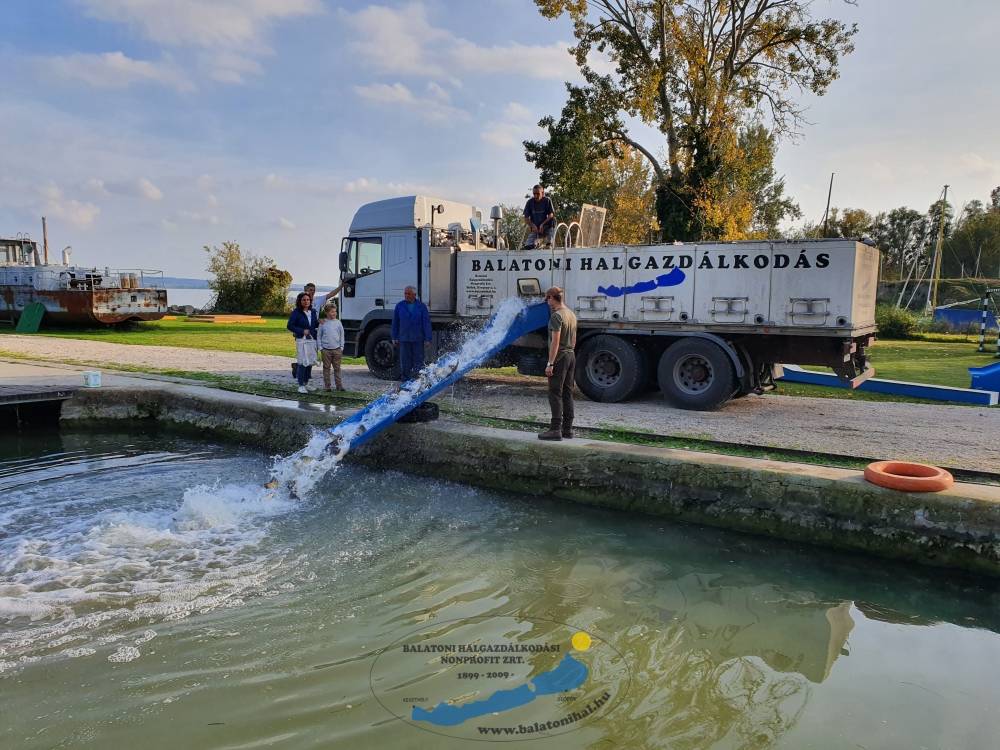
[917,317,954,334]
[205,241,292,315]
[875,304,918,338]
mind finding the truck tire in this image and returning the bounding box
[397,401,439,423]
[517,351,547,376]
[657,338,735,411]
[575,335,646,403]
[364,324,400,380]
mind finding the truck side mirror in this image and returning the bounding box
[338,250,349,274]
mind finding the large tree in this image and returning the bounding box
[943,192,1000,278]
[869,208,927,279]
[527,0,856,240]
[540,143,658,244]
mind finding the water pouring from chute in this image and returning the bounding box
[265,298,550,498]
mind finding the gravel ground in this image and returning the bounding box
[2,334,998,472]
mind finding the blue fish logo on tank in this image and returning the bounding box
[598,267,686,297]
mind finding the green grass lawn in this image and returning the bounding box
[2,319,995,403]
[779,338,995,403]
[0,316,364,364]
[812,339,990,388]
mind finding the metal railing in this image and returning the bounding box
[1,267,166,291]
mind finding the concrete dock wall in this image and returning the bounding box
[62,386,1000,576]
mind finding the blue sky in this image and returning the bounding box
[1,0,998,281]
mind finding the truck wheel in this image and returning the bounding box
[575,335,646,403]
[364,324,400,380]
[397,401,439,423]
[657,339,735,410]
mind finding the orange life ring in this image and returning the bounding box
[863,461,954,492]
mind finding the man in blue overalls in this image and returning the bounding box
[391,285,432,380]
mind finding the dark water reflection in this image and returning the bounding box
[1,431,997,749]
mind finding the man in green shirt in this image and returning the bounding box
[539,286,578,441]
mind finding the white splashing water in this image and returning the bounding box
[0,298,528,672]
[0,479,299,671]
[267,297,528,498]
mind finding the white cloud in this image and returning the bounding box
[265,173,290,189]
[341,2,575,81]
[83,178,110,196]
[959,152,999,178]
[202,50,263,85]
[74,0,322,84]
[354,82,417,106]
[41,184,101,228]
[342,177,437,195]
[263,172,338,195]
[178,210,219,225]
[481,124,521,149]
[354,81,470,123]
[452,41,577,80]
[481,101,542,149]
[503,102,534,122]
[426,82,451,102]
[277,217,296,230]
[138,177,163,201]
[77,0,322,48]
[206,193,219,207]
[40,51,193,92]
[196,174,215,191]
[341,2,447,77]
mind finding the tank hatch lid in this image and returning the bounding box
[349,195,476,233]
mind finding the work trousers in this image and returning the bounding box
[399,341,425,381]
[322,348,344,389]
[547,351,576,430]
[524,224,556,249]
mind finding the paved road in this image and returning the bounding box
[2,335,998,471]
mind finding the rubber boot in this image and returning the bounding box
[538,421,562,441]
[562,421,574,439]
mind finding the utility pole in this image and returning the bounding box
[925,185,949,313]
[821,172,835,236]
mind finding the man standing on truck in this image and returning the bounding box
[523,185,556,249]
[392,285,432,380]
[539,287,577,441]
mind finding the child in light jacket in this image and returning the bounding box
[318,304,346,391]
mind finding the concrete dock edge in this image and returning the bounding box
[61,385,1000,576]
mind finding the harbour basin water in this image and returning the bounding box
[1,429,998,749]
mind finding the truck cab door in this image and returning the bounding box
[339,235,385,322]
[383,230,419,304]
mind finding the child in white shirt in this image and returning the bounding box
[318,305,346,391]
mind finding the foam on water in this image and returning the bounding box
[268,297,528,498]
[0,474,299,670]
[1,299,529,672]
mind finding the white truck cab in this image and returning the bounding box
[337,195,879,410]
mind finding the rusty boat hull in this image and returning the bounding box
[1,286,169,325]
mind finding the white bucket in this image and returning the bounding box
[82,371,102,388]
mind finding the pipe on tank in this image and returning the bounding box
[42,217,49,264]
